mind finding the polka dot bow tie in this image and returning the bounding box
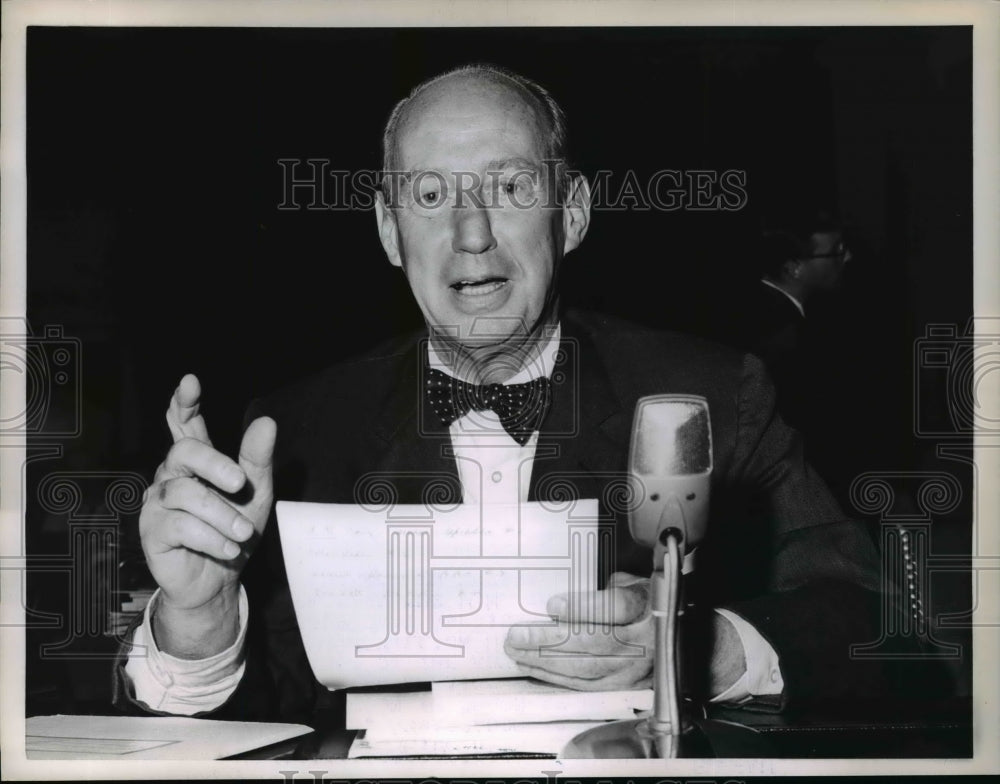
[425,367,552,446]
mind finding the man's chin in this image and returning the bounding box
[428,301,557,349]
[447,335,549,383]
[439,331,521,353]
[442,312,531,345]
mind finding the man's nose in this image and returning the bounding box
[451,203,498,254]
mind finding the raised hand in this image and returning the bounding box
[138,374,276,657]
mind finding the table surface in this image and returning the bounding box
[228,696,972,760]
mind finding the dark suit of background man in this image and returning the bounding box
[750,210,850,420]
[114,65,896,726]
[727,211,854,495]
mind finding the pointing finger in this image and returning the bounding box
[167,373,212,445]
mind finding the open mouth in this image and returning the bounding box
[450,277,509,296]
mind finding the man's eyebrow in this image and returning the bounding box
[486,157,542,172]
[397,168,440,182]
[392,160,542,185]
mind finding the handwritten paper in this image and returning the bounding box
[276,500,600,689]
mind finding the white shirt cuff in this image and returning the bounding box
[123,585,248,715]
[709,607,784,705]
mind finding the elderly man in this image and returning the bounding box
[115,64,887,723]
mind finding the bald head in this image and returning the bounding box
[381,64,570,202]
[371,62,591,367]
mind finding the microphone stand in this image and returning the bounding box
[560,527,691,759]
[647,529,682,758]
[561,531,768,759]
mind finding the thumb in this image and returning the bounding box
[239,416,276,486]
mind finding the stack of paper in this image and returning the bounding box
[346,678,653,758]
[349,721,607,758]
[276,499,647,757]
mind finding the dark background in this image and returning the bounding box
[24,26,973,713]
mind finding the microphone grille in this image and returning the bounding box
[632,397,711,476]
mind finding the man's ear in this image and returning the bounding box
[783,258,802,280]
[562,174,591,255]
[375,191,403,268]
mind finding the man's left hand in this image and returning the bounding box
[503,572,653,691]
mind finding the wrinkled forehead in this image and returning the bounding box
[395,74,549,170]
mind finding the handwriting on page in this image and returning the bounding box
[276,500,605,689]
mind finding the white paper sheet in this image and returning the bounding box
[346,679,652,731]
[25,715,311,760]
[431,678,654,726]
[348,721,606,758]
[276,500,601,689]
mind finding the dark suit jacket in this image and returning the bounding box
[723,281,876,505]
[729,281,809,431]
[114,310,895,723]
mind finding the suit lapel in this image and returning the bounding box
[528,315,651,576]
[528,316,630,500]
[368,333,463,506]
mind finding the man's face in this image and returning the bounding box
[801,230,851,292]
[376,76,588,349]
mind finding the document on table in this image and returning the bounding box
[344,678,652,758]
[25,715,312,760]
[276,499,602,689]
[346,678,654,729]
[348,721,607,759]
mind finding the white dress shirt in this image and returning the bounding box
[126,324,783,712]
[761,278,806,317]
